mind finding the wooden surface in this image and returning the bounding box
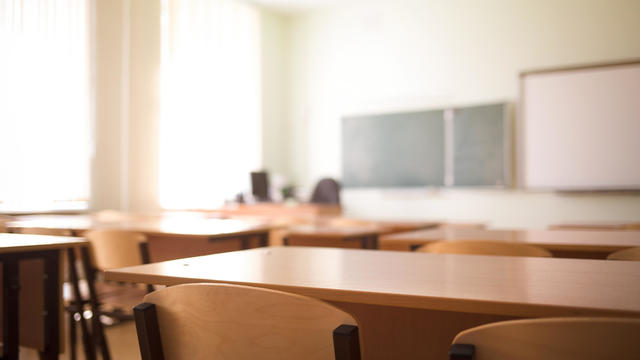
[106,247,640,359]
[549,222,640,230]
[452,317,640,360]
[607,246,640,261]
[0,234,86,352]
[142,283,357,359]
[379,228,640,257]
[0,233,87,253]
[85,230,147,270]
[416,240,552,257]
[106,247,640,317]
[7,215,272,238]
[7,216,273,261]
[212,203,342,217]
[284,225,380,249]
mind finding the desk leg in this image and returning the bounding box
[258,232,269,247]
[42,251,60,360]
[2,256,19,360]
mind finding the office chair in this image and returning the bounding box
[310,178,341,205]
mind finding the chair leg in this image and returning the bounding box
[67,248,96,360]
[80,247,111,360]
[69,311,77,360]
[333,324,361,360]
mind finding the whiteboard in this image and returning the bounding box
[521,62,640,190]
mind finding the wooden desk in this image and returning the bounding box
[212,203,342,218]
[379,228,640,259]
[549,222,640,231]
[283,225,382,249]
[7,216,273,262]
[0,234,87,360]
[105,247,640,360]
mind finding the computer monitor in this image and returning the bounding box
[250,171,270,202]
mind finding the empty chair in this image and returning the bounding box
[417,240,552,258]
[310,178,341,205]
[607,246,640,261]
[134,283,361,360]
[68,229,153,360]
[449,317,640,360]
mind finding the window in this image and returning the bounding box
[0,0,92,212]
[158,0,262,210]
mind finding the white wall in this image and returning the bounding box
[286,0,640,228]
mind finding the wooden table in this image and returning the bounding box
[549,222,640,231]
[211,203,342,218]
[283,225,382,249]
[379,228,640,258]
[105,247,640,360]
[0,234,87,360]
[7,216,273,262]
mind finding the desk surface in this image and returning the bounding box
[380,228,640,253]
[7,215,273,238]
[549,222,640,230]
[105,246,640,318]
[285,225,382,239]
[0,233,87,253]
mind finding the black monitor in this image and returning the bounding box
[250,171,270,202]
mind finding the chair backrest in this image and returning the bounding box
[450,317,640,360]
[310,178,341,205]
[607,246,640,261]
[85,229,147,270]
[417,240,552,258]
[134,283,361,360]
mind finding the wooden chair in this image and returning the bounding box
[449,317,640,360]
[416,240,552,258]
[134,283,362,360]
[607,246,640,261]
[69,229,153,360]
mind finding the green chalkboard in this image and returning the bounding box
[341,103,510,188]
[342,110,445,187]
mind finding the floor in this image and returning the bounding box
[20,318,140,360]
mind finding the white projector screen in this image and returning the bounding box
[521,61,640,190]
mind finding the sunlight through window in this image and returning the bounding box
[0,0,91,212]
[159,0,261,210]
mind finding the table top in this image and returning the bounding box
[285,225,382,239]
[7,215,273,238]
[105,246,640,318]
[0,233,87,253]
[549,222,640,230]
[380,228,640,252]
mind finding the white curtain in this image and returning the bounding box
[158,0,261,210]
[0,0,91,211]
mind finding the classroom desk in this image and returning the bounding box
[283,225,382,249]
[211,202,342,218]
[0,234,87,360]
[7,216,273,262]
[549,222,640,231]
[105,247,640,360]
[379,228,640,259]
